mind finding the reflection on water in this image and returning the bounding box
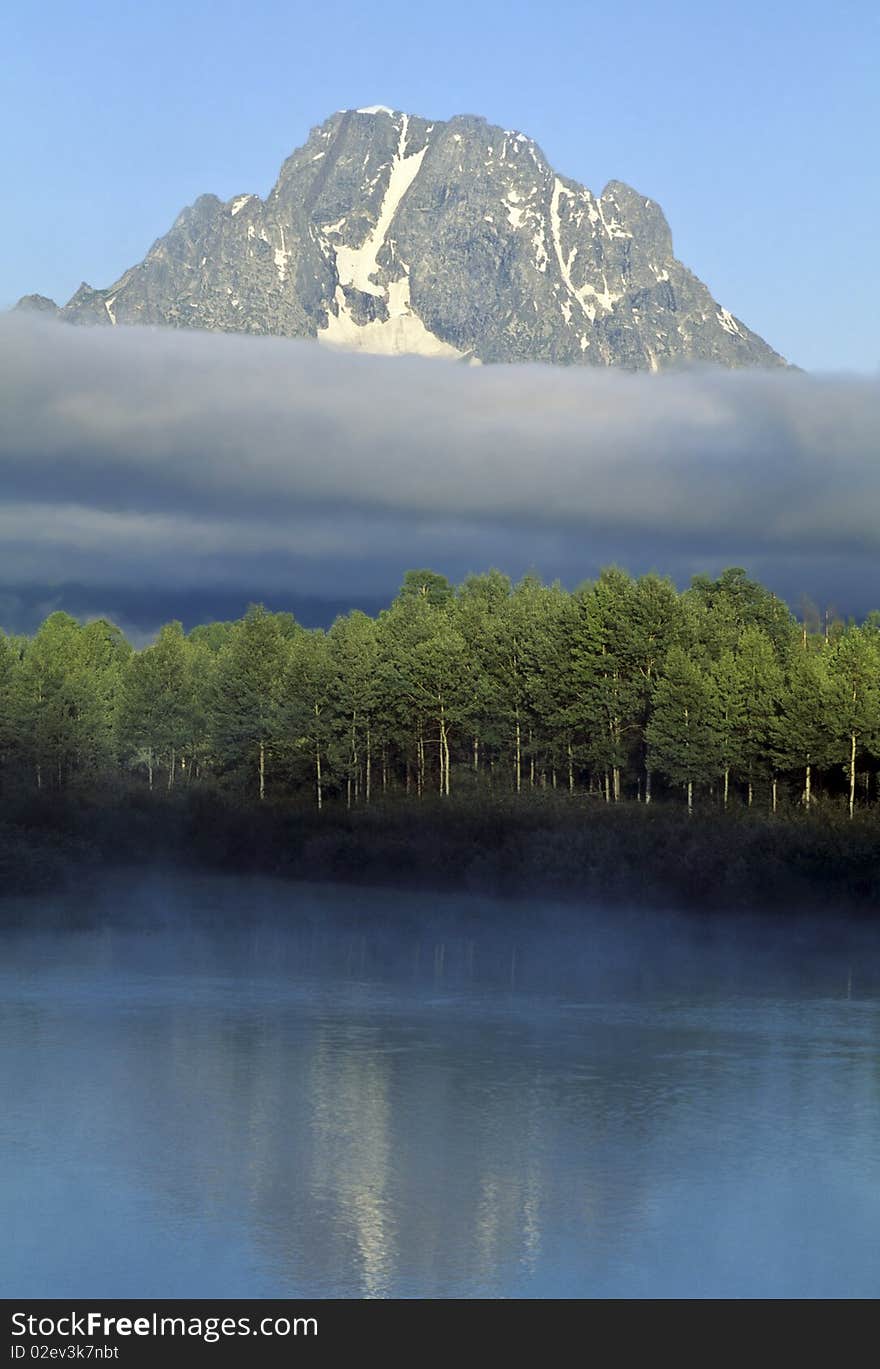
[2,876,879,1298]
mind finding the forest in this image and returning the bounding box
[3,565,880,912]
[1,565,877,813]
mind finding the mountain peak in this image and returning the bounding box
[14,293,60,316]
[31,107,785,370]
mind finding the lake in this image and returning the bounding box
[2,874,879,1298]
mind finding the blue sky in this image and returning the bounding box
[3,0,878,372]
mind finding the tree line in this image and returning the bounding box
[1,566,879,818]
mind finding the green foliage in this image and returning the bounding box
[396,569,454,606]
[646,647,724,796]
[211,606,295,795]
[120,622,194,780]
[9,612,122,788]
[2,566,880,817]
[684,567,796,659]
[712,627,783,791]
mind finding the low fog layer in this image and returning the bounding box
[2,315,879,633]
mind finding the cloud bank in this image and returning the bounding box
[1,315,879,633]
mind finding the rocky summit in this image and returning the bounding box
[19,107,785,369]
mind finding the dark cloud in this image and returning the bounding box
[2,314,879,634]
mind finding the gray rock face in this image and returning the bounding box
[15,293,60,316]
[19,107,785,369]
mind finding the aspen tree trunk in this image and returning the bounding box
[417,726,424,798]
[441,718,451,797]
[348,717,355,808]
[568,744,574,793]
[515,711,522,794]
[645,766,652,805]
[723,767,729,809]
[604,771,610,803]
[747,781,753,808]
[804,763,811,809]
[147,748,153,793]
[530,755,535,788]
[366,727,371,805]
[687,780,694,816]
[551,768,557,789]
[258,740,264,802]
[314,701,322,811]
[437,703,450,796]
[771,776,778,813]
[849,731,857,819]
[473,737,479,772]
[168,747,176,792]
[612,766,621,803]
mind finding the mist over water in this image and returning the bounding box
[2,875,879,1298]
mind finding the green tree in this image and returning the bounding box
[328,611,378,806]
[13,613,121,789]
[827,626,880,818]
[285,629,334,810]
[374,592,434,796]
[397,570,455,607]
[211,606,294,799]
[0,631,24,786]
[189,620,236,654]
[684,567,795,659]
[120,622,196,790]
[771,645,834,809]
[522,581,578,792]
[500,576,555,794]
[712,627,783,807]
[646,647,723,812]
[570,569,681,801]
[454,570,513,782]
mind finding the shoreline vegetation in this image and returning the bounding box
[2,564,880,915]
[2,789,880,915]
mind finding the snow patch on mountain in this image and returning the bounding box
[319,114,462,357]
[717,307,744,338]
[29,105,786,371]
[332,114,425,297]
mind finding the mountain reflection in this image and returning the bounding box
[2,877,880,1298]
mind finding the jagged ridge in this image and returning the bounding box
[18,108,785,370]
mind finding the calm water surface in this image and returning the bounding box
[2,875,879,1298]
